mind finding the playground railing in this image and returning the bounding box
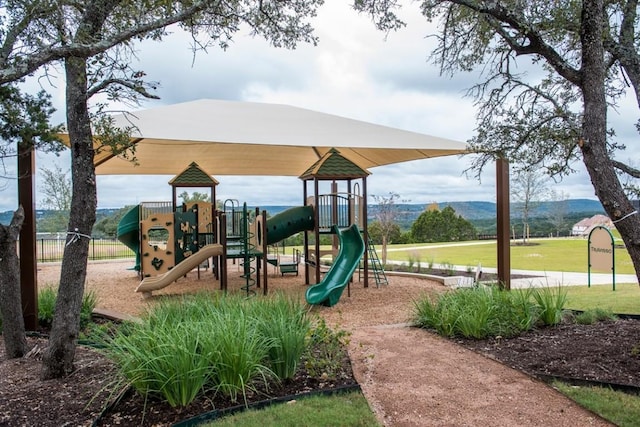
[22,238,136,263]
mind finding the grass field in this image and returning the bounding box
[383,238,636,274]
[563,283,640,314]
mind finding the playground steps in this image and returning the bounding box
[367,241,388,287]
[279,249,300,276]
[267,245,300,276]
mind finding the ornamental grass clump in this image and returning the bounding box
[101,292,312,408]
[531,286,568,326]
[209,309,273,404]
[252,295,311,380]
[38,286,98,329]
[412,286,539,339]
[106,321,214,408]
[575,308,617,325]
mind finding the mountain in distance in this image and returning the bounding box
[0,199,605,227]
[262,199,604,221]
[432,198,604,220]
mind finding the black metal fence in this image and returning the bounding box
[32,238,135,263]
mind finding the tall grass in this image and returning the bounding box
[209,309,273,404]
[412,285,567,339]
[37,286,98,329]
[252,296,311,380]
[101,293,312,408]
[531,286,567,326]
[105,321,213,407]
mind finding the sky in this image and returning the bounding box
[1,0,637,212]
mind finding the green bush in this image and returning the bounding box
[575,308,617,325]
[37,287,98,329]
[102,293,313,408]
[38,287,58,327]
[531,286,568,326]
[412,286,538,339]
[303,317,350,379]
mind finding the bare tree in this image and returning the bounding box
[511,169,548,244]
[40,165,72,211]
[371,192,406,265]
[548,189,570,237]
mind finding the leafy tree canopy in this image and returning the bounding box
[411,205,477,243]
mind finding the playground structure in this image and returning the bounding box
[117,152,381,306]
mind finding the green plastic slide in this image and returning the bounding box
[305,224,365,307]
[116,205,141,271]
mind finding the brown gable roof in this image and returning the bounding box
[299,148,370,180]
[169,162,219,186]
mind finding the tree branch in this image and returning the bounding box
[613,159,640,179]
[87,78,160,99]
[0,0,221,84]
[448,0,583,85]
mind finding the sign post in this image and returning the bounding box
[587,226,615,290]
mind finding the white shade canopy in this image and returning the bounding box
[65,99,468,176]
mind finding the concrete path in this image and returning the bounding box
[381,239,639,288]
[385,261,638,288]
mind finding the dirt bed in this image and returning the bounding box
[2,260,636,426]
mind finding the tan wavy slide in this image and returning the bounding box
[136,244,223,297]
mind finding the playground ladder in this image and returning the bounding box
[367,241,388,287]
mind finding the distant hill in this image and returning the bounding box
[0,208,125,228]
[437,199,604,220]
[0,200,605,229]
[366,199,604,222]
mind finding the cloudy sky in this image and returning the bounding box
[2,0,635,212]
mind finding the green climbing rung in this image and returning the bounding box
[367,241,388,287]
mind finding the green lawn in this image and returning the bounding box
[384,238,636,274]
[205,391,379,426]
[564,283,640,314]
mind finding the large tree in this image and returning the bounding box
[1,0,322,378]
[411,205,477,243]
[0,85,61,358]
[357,0,640,283]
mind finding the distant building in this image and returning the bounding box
[571,214,614,236]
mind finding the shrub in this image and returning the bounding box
[37,287,98,329]
[412,286,539,339]
[102,293,312,408]
[575,308,617,325]
[531,286,568,326]
[38,287,58,327]
[303,317,350,379]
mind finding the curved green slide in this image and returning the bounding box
[117,205,141,271]
[265,205,315,244]
[305,224,365,307]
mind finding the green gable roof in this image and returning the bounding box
[169,162,219,186]
[299,148,370,180]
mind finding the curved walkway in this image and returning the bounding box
[347,323,613,427]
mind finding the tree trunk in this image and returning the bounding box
[381,235,388,266]
[580,0,640,284]
[0,206,28,358]
[41,55,97,379]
